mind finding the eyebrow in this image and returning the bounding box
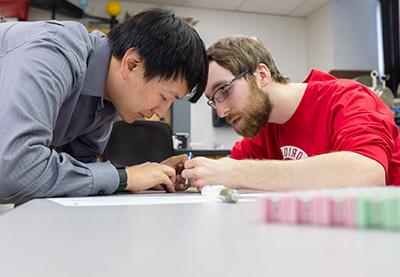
[170,92,185,100]
[210,80,228,95]
[204,81,225,100]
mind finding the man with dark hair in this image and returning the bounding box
[182,35,400,191]
[0,8,208,204]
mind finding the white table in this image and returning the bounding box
[0,193,400,277]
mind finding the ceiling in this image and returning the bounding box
[123,0,331,17]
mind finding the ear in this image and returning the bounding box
[254,63,271,88]
[120,48,142,78]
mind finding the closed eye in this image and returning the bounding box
[219,84,233,96]
[211,84,228,100]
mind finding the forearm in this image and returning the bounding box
[0,145,119,204]
[230,151,386,191]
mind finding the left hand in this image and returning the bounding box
[156,154,188,190]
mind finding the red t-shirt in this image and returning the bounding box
[231,69,400,185]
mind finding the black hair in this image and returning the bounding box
[108,8,208,102]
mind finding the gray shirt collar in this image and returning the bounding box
[80,36,111,108]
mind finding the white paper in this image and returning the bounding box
[49,194,223,207]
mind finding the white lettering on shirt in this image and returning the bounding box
[280,146,308,160]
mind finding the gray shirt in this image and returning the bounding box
[0,20,120,204]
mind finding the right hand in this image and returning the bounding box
[182,157,238,190]
[125,162,176,193]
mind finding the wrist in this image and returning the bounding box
[116,167,128,192]
[228,158,242,189]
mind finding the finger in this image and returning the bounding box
[176,174,185,184]
[184,156,206,169]
[181,167,197,179]
[162,154,188,167]
[189,178,207,190]
[152,184,164,190]
[156,164,176,191]
[175,181,185,191]
[160,164,177,181]
[160,173,175,193]
[176,171,189,191]
[176,163,184,174]
[184,159,194,169]
[176,154,189,162]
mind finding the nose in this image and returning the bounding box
[152,101,173,118]
[216,101,230,118]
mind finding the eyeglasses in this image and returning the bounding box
[184,85,198,100]
[207,71,249,109]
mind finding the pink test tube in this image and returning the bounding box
[342,197,356,228]
[262,197,281,222]
[332,200,344,226]
[269,198,281,222]
[262,197,273,222]
[299,199,311,224]
[310,196,335,226]
[279,196,301,224]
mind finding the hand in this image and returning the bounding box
[161,154,188,191]
[125,162,176,193]
[181,157,238,190]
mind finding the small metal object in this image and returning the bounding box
[201,185,240,203]
[183,152,192,190]
[370,70,394,107]
[220,187,240,203]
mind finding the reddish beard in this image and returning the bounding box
[228,80,272,138]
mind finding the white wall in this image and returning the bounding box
[331,0,378,70]
[306,3,333,72]
[306,0,379,72]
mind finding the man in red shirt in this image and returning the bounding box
[182,35,400,191]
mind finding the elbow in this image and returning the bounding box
[0,147,52,204]
[362,161,386,187]
[345,152,386,187]
[0,182,25,205]
[0,172,36,205]
[0,186,18,205]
